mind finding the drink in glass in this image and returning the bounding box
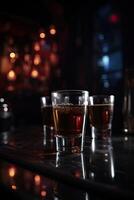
[51,90,89,154]
[41,96,54,129]
[88,95,114,141]
[53,105,85,137]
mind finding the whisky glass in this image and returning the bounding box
[51,90,89,154]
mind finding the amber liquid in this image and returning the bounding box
[41,106,54,127]
[88,104,114,130]
[53,105,86,137]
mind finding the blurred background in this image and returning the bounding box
[0,0,133,130]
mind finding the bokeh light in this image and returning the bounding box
[31,69,39,78]
[50,26,56,35]
[7,70,16,81]
[40,32,46,39]
[10,52,16,59]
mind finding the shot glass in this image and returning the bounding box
[40,96,55,146]
[41,96,54,130]
[51,90,89,154]
[88,95,114,144]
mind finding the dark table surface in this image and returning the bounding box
[0,125,134,200]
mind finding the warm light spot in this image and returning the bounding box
[1,56,11,74]
[40,32,46,39]
[10,52,16,59]
[34,54,41,65]
[11,185,17,190]
[9,167,16,177]
[10,52,17,63]
[7,70,16,81]
[31,69,39,78]
[50,26,56,35]
[7,85,15,91]
[24,54,31,62]
[41,190,47,197]
[34,175,41,185]
[34,42,40,51]
[50,53,58,65]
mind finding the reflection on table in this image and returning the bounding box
[0,126,134,199]
[0,159,91,200]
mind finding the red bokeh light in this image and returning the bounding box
[109,14,120,24]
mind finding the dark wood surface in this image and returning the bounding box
[0,126,134,199]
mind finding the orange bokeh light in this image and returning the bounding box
[41,190,47,197]
[31,69,39,78]
[40,32,46,39]
[34,175,41,185]
[8,167,16,177]
[34,42,40,51]
[10,52,16,59]
[7,70,16,81]
[34,54,41,65]
[50,27,56,35]
[50,53,58,65]
[11,185,17,190]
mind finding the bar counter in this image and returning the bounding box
[0,126,134,200]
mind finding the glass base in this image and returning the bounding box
[90,138,112,153]
[90,127,112,151]
[43,125,56,155]
[43,125,54,144]
[55,136,82,154]
[91,127,111,140]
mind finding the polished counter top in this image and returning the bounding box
[0,126,134,200]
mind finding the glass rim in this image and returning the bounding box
[89,95,115,98]
[40,96,52,106]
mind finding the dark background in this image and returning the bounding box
[0,0,133,132]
